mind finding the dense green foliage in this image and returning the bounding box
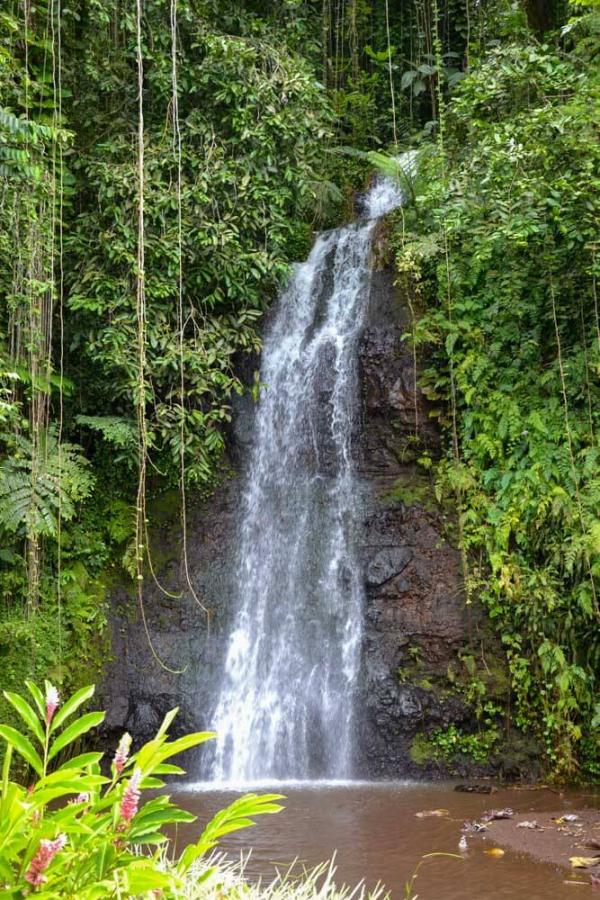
[64,5,330,485]
[0,0,333,715]
[394,11,600,775]
[0,0,598,779]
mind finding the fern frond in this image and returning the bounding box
[0,428,93,538]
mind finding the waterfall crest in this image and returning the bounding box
[209,174,406,783]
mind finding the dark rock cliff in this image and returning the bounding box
[99,226,534,780]
[355,249,471,777]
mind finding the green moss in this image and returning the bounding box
[410,733,434,765]
[380,471,438,514]
[147,488,182,528]
[0,564,110,757]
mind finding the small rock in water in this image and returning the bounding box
[458,835,468,852]
[454,784,496,794]
[517,820,542,830]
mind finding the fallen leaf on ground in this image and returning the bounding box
[415,809,449,818]
[555,815,582,825]
[517,820,542,830]
[569,857,600,869]
[485,848,505,858]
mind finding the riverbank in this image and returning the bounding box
[455,786,600,889]
[484,806,600,874]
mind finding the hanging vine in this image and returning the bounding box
[132,0,183,674]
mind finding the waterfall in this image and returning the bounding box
[208,172,407,783]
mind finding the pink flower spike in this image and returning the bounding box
[25,834,67,887]
[119,768,142,825]
[113,732,132,776]
[45,684,60,726]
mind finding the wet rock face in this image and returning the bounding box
[354,260,472,778]
[98,481,242,756]
[99,233,500,777]
[366,547,413,587]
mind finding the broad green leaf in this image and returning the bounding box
[401,70,417,89]
[25,681,45,718]
[3,691,45,744]
[0,725,43,776]
[48,711,105,761]
[123,864,173,891]
[155,706,179,740]
[139,776,166,789]
[57,751,104,771]
[159,731,215,759]
[131,808,196,831]
[153,763,185,775]
[1,742,12,800]
[129,831,169,845]
[51,684,95,732]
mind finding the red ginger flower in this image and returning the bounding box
[25,834,67,887]
[113,732,132,776]
[45,684,60,726]
[120,767,142,825]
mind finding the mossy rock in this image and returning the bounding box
[410,732,434,765]
[380,471,438,514]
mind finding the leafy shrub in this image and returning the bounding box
[428,724,501,764]
[0,680,283,897]
[394,30,600,777]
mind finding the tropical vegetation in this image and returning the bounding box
[0,0,598,784]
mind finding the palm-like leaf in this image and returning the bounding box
[0,428,94,538]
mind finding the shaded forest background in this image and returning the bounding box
[0,0,598,777]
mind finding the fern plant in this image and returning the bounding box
[0,428,94,538]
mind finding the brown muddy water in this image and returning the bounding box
[170,782,599,899]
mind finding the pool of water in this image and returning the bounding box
[170,781,598,898]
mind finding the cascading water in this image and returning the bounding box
[208,170,408,784]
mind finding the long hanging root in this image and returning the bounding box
[52,0,65,679]
[431,0,471,611]
[384,0,398,149]
[171,0,210,622]
[134,0,185,675]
